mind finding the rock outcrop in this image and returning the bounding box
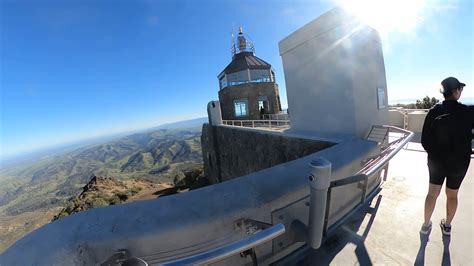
[52,175,163,221]
[52,167,209,221]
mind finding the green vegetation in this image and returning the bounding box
[415,96,440,109]
[173,167,209,190]
[390,96,440,109]
[0,126,206,253]
[0,127,203,217]
[52,167,208,221]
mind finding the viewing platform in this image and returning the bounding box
[2,7,471,265]
[277,141,473,265]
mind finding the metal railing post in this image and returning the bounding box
[307,157,332,249]
[291,157,332,250]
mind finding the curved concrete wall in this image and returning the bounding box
[406,111,427,133]
[1,139,379,265]
[201,124,334,183]
[388,110,405,128]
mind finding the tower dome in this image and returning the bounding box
[218,27,274,89]
[231,27,255,56]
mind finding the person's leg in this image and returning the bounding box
[445,187,459,225]
[424,183,442,225]
[444,158,469,226]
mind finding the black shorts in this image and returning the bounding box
[428,158,470,189]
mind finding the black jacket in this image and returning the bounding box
[421,100,473,160]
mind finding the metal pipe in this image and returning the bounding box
[159,223,285,266]
[322,125,413,238]
[361,126,413,177]
[307,157,332,249]
[291,157,332,248]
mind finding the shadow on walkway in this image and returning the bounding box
[414,232,429,266]
[277,195,383,266]
[413,229,451,266]
[442,235,451,266]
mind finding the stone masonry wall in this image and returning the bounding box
[201,124,334,183]
[218,82,281,120]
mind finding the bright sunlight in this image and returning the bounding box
[336,0,428,34]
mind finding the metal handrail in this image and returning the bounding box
[330,125,413,189]
[159,223,285,265]
[359,125,413,177]
[223,119,290,123]
[262,114,290,121]
[231,41,255,56]
[222,119,290,129]
[323,125,413,235]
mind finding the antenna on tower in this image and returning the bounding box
[231,23,236,56]
[230,25,254,57]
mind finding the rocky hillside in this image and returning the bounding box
[53,167,209,221]
[0,124,209,254]
[52,176,163,221]
[0,127,203,217]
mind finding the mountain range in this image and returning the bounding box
[0,124,205,253]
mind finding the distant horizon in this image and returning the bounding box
[389,96,474,105]
[3,94,474,160]
[0,116,208,162]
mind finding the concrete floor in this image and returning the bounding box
[289,142,473,265]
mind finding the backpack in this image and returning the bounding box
[430,108,464,155]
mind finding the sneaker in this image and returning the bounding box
[420,221,432,235]
[440,219,451,236]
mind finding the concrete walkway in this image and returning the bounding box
[284,143,473,265]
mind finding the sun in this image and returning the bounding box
[336,0,428,35]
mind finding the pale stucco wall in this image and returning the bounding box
[407,111,428,133]
[388,110,405,128]
[279,8,388,139]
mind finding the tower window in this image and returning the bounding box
[234,99,248,117]
[250,69,271,83]
[219,78,227,89]
[227,70,250,87]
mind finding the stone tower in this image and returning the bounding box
[217,27,281,120]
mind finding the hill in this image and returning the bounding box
[53,167,208,221]
[0,126,204,253]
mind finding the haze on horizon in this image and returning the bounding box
[1,0,472,158]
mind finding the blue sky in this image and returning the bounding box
[0,0,472,157]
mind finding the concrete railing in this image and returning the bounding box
[388,108,428,133]
[1,127,413,266]
[160,126,414,263]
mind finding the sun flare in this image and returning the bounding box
[336,0,428,35]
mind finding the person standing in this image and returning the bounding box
[420,77,473,236]
[260,106,265,120]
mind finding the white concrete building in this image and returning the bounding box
[279,8,388,139]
